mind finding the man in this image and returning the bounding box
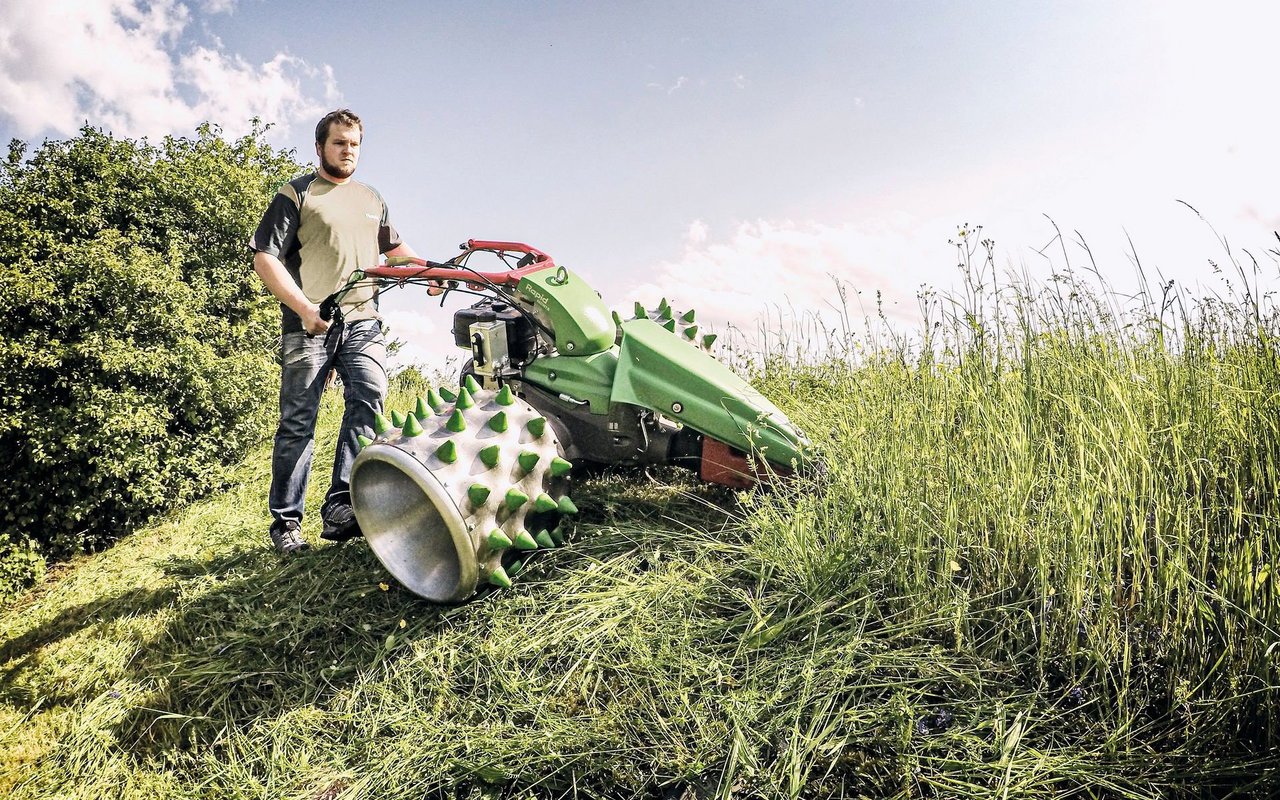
[250,108,419,555]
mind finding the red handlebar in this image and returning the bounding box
[361,239,555,286]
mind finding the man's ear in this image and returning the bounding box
[315,141,323,159]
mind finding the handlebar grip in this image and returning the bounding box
[319,297,338,322]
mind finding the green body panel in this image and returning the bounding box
[516,267,615,356]
[611,319,809,468]
[522,350,618,414]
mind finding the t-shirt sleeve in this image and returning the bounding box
[378,199,403,254]
[249,190,300,258]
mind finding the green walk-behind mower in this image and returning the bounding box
[324,240,814,603]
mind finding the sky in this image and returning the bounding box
[3,0,1279,369]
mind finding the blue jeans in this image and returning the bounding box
[269,319,387,531]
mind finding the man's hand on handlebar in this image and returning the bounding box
[302,303,331,336]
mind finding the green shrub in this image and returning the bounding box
[0,123,303,594]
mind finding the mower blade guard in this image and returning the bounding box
[611,319,810,470]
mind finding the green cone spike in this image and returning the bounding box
[508,559,523,576]
[487,528,513,549]
[702,333,718,349]
[535,530,556,549]
[658,297,670,313]
[426,388,445,413]
[414,397,431,420]
[549,457,573,477]
[550,526,566,546]
[357,434,372,448]
[612,310,623,328]
[488,566,513,589]
[390,409,406,427]
[514,529,538,550]
[402,413,424,437]
[682,308,696,323]
[663,318,676,332]
[463,374,482,395]
[504,488,529,510]
[557,495,579,515]
[468,484,491,508]
[446,409,467,432]
[534,493,559,512]
[684,324,699,340]
[489,411,509,432]
[526,417,546,438]
[373,412,392,435]
[495,385,515,406]
[661,305,674,321]
[439,386,457,403]
[456,387,475,410]
[479,444,501,468]
[434,439,457,462]
[517,451,540,473]
[633,301,646,319]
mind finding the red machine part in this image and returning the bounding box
[700,437,793,489]
[362,239,556,286]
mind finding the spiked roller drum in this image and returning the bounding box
[350,375,576,603]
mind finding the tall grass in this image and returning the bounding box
[1,229,1277,798]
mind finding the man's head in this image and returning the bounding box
[315,109,363,182]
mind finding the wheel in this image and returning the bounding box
[349,374,577,603]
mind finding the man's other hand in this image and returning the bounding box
[302,304,332,336]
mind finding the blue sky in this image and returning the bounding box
[3,1,1278,368]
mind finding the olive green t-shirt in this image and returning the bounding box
[250,172,402,333]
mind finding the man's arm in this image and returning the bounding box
[253,251,329,335]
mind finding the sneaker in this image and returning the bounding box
[270,521,310,555]
[320,503,362,542]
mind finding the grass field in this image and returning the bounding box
[2,239,1278,798]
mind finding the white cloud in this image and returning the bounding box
[0,0,337,139]
[622,218,947,354]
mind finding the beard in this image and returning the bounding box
[322,154,356,180]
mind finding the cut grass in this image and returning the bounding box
[3,248,1279,798]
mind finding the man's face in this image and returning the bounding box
[317,122,361,180]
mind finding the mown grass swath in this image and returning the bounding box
[1,229,1277,798]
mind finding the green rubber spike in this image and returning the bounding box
[446,408,467,432]
[633,301,646,319]
[612,310,623,328]
[702,333,718,349]
[495,385,516,406]
[661,305,674,321]
[535,530,556,549]
[508,559,523,576]
[487,528,513,549]
[488,566,513,589]
[463,374,482,395]
[357,434,372,448]
[534,493,559,512]
[505,488,529,510]
[557,495,579,515]
[456,387,475,410]
[663,318,676,332]
[426,388,445,413]
[435,439,457,463]
[658,297,670,314]
[438,386,457,403]
[549,456,573,477]
[373,412,392,435]
[526,417,546,438]
[415,396,431,420]
[517,450,540,473]
[513,529,538,550]
[402,413,424,437]
[390,409,406,427]
[489,410,509,433]
[468,484,492,508]
[684,324,699,340]
[479,444,501,468]
[550,526,566,546]
[682,308,696,323]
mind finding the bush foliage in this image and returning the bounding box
[0,123,302,596]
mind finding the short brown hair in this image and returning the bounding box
[315,109,363,145]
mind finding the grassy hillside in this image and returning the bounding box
[2,256,1278,798]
